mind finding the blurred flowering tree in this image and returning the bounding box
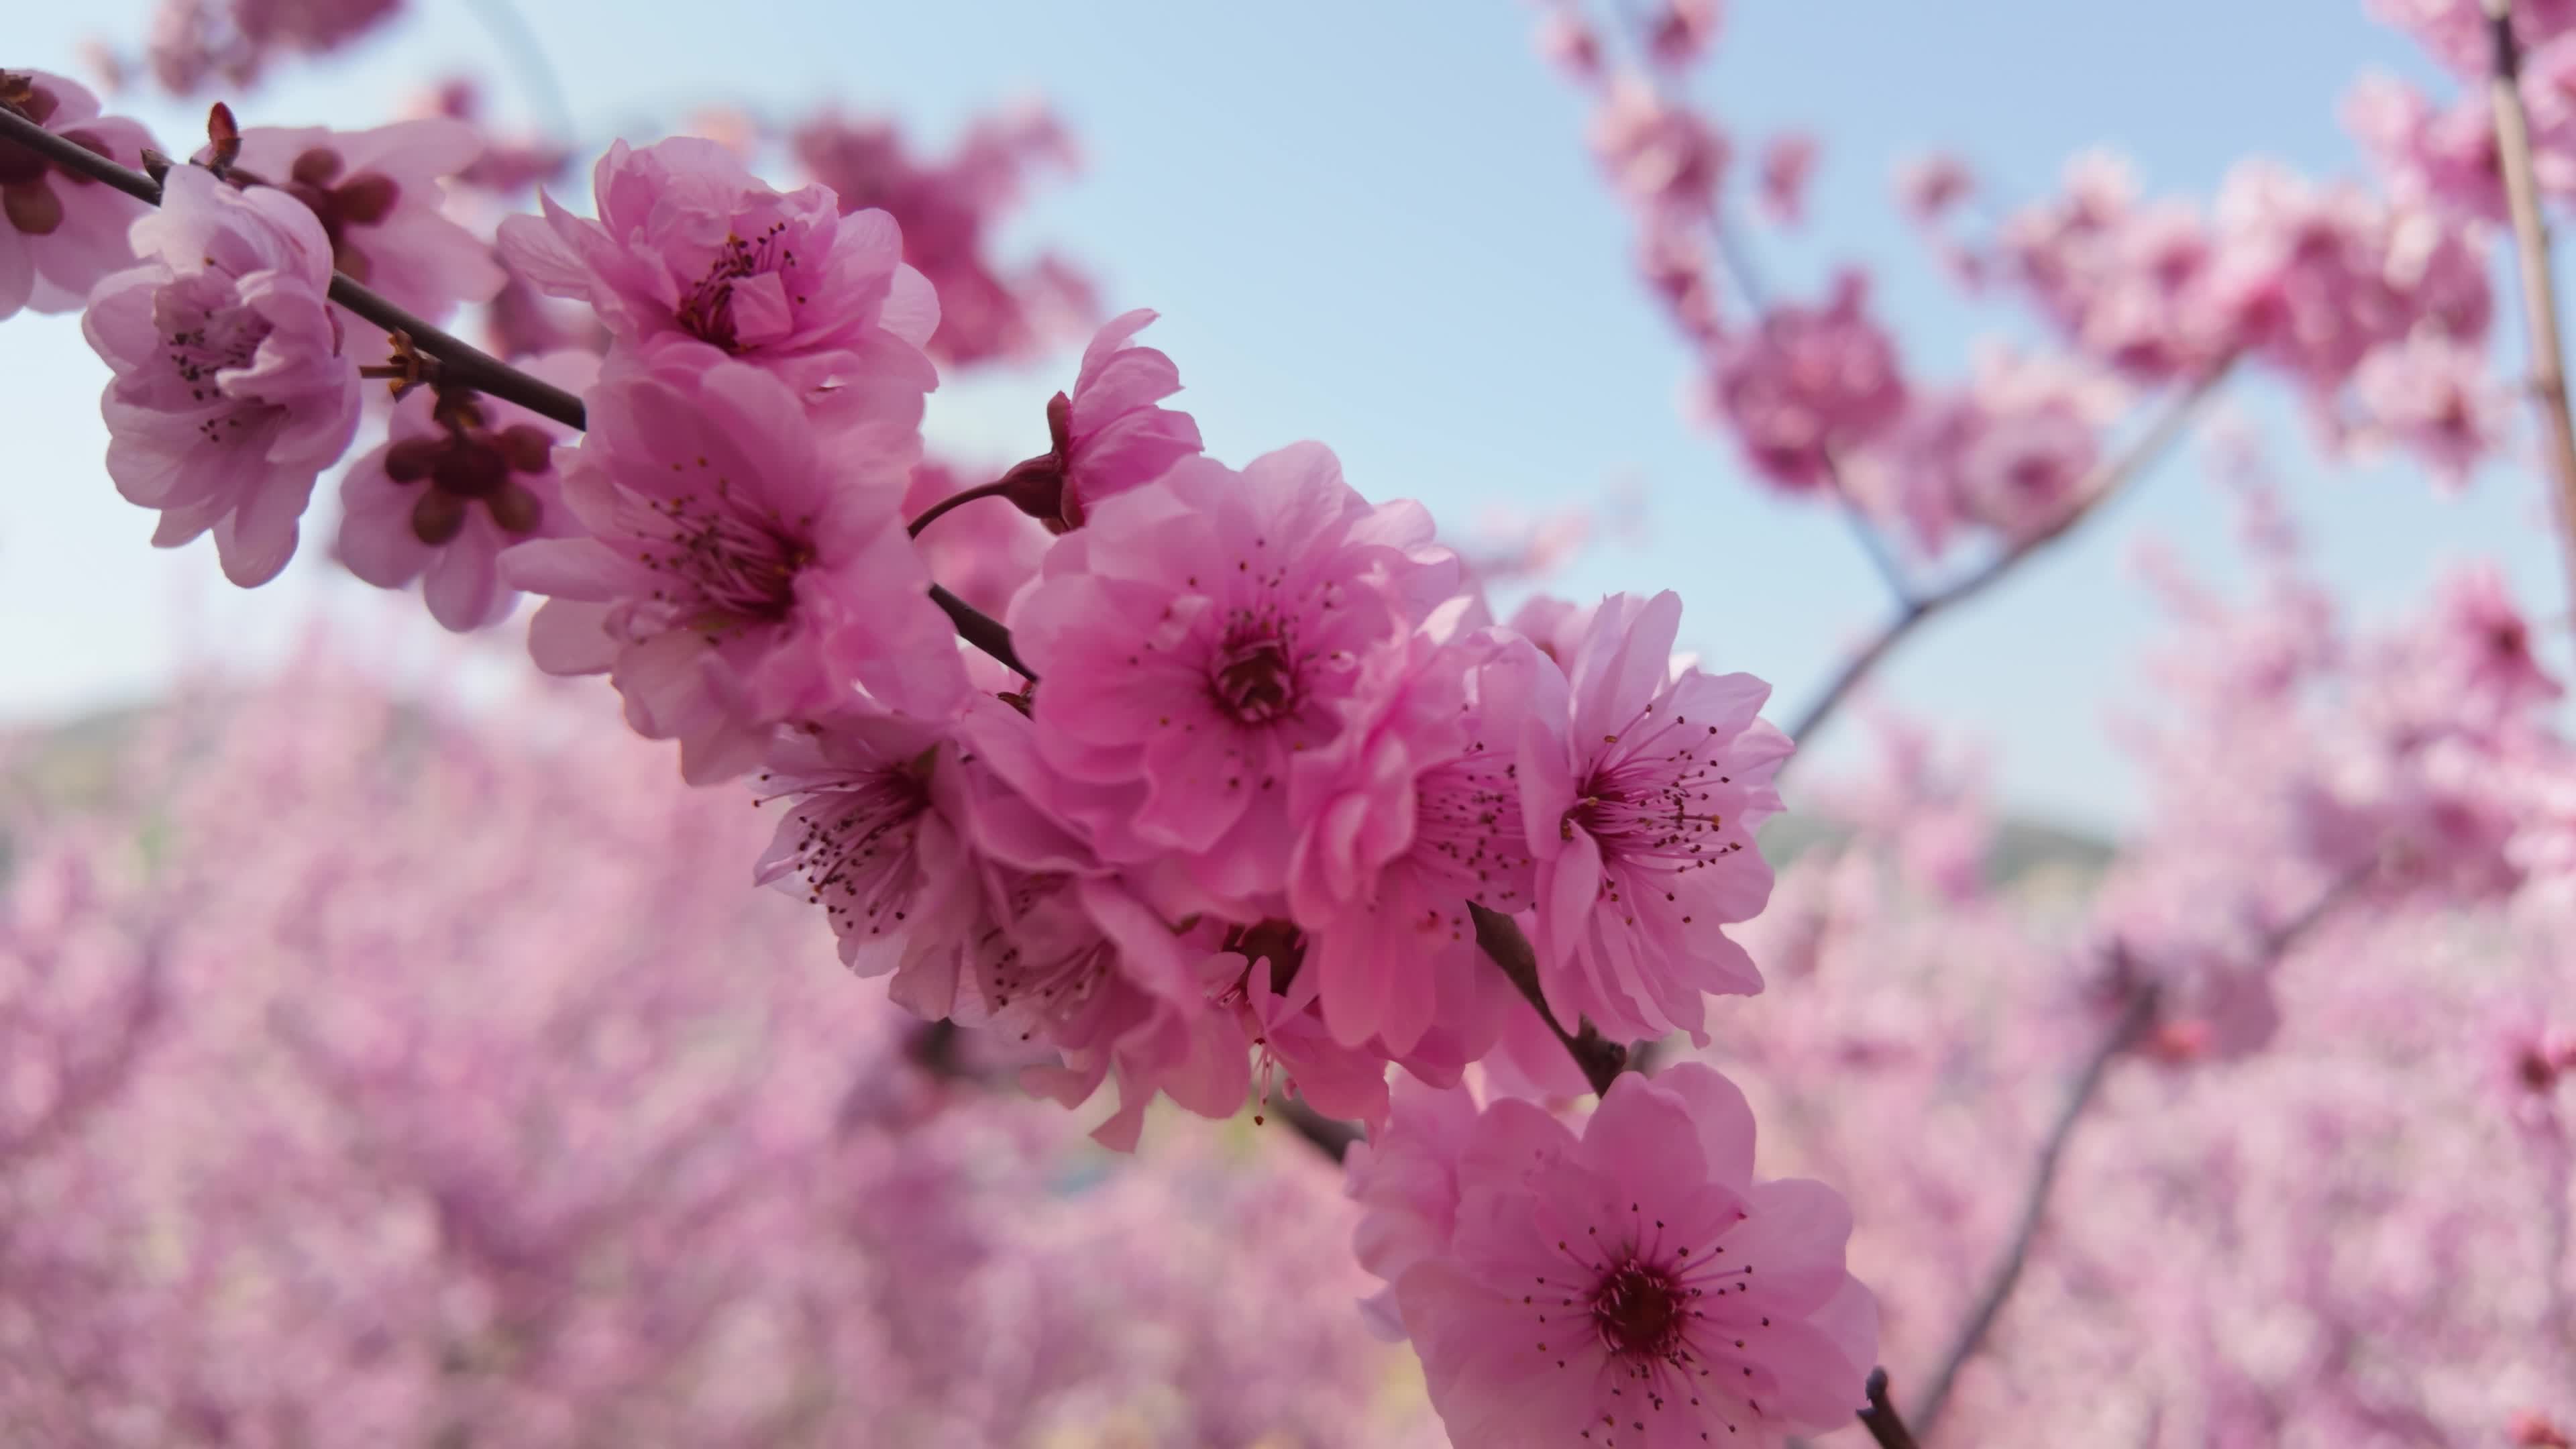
[1,0,2573,1445]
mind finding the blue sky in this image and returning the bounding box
[4,1,2559,833]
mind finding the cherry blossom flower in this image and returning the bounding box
[335,352,595,631]
[0,70,157,320]
[82,163,360,586]
[200,118,504,321]
[496,137,939,419]
[1591,77,1728,221]
[1645,0,1724,70]
[1519,592,1789,1044]
[1705,271,1908,493]
[1008,441,1455,913]
[984,307,1204,533]
[1365,1064,1877,1447]
[2351,333,2508,488]
[1757,133,1816,227]
[140,0,406,93]
[1288,631,1539,1055]
[790,102,1093,366]
[500,352,962,783]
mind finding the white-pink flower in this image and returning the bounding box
[1519,592,1789,1044]
[0,70,158,319]
[83,164,361,586]
[208,118,506,321]
[1360,1064,1877,1446]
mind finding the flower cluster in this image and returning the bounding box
[13,93,1874,1446]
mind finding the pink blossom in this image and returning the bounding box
[2209,161,2492,395]
[985,307,1204,533]
[203,119,506,321]
[790,103,1093,366]
[2345,73,2506,221]
[1287,632,1540,1054]
[753,710,981,1006]
[2351,333,2508,488]
[82,164,360,587]
[1646,0,1724,69]
[1591,77,1728,221]
[142,0,406,93]
[0,71,157,319]
[1008,442,1454,912]
[1371,1064,1877,1446]
[497,138,939,418]
[2428,561,2561,715]
[500,352,963,784]
[1756,133,1816,227]
[1519,592,1789,1044]
[1894,152,1974,223]
[2368,0,2576,78]
[1705,271,1909,493]
[1534,7,1604,81]
[335,354,594,631]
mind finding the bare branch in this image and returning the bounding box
[2482,0,2576,625]
[1468,902,1628,1096]
[1858,1368,1924,1449]
[1784,354,2235,753]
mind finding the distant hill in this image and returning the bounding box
[1760,810,2120,889]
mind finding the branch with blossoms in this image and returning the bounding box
[0,52,1900,1443]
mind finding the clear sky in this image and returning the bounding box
[3,1,2559,834]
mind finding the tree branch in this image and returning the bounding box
[1783,354,2235,753]
[0,97,1053,682]
[1468,902,1628,1097]
[0,99,590,430]
[1907,980,2155,1438]
[2483,0,2576,628]
[1908,865,2365,1437]
[1857,1368,1925,1449]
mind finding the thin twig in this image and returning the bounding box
[1784,354,2237,752]
[908,478,1016,537]
[1857,1368,1924,1449]
[1909,866,2364,1436]
[0,101,588,430]
[0,97,1051,682]
[1908,981,2156,1437]
[2483,0,2576,629]
[1468,902,1627,1096]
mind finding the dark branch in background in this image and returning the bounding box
[1468,902,1629,1096]
[1906,979,2156,1438]
[1907,866,2367,1438]
[0,92,1629,1123]
[0,100,590,429]
[1856,1368,1924,1449]
[2483,0,2576,631]
[1783,354,2237,753]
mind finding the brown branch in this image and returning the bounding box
[1468,902,1627,1096]
[0,97,1055,682]
[1783,354,2236,753]
[1858,1368,1924,1449]
[0,99,588,431]
[1908,980,2155,1438]
[1908,866,2365,1438]
[2484,0,2576,627]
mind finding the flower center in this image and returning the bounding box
[1210,631,1298,724]
[643,492,812,628]
[676,221,796,352]
[1590,1258,1690,1363]
[381,393,553,545]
